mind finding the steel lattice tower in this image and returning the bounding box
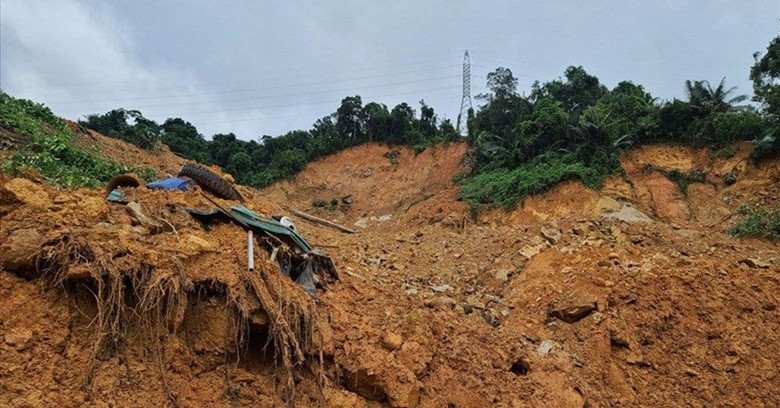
[456,50,472,135]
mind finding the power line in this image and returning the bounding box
[44,64,460,105]
[195,95,463,126]
[18,50,461,92]
[59,85,460,118]
[53,74,461,111]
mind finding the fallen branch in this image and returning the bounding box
[289,209,357,234]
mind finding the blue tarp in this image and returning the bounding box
[147,178,195,192]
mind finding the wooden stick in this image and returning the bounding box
[289,209,357,234]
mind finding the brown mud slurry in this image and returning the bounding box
[1,140,779,407]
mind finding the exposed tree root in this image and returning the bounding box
[30,231,323,406]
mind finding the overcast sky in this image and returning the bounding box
[1,1,777,141]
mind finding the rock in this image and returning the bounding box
[0,228,43,278]
[430,284,453,294]
[344,367,386,401]
[182,234,218,253]
[572,222,593,235]
[739,258,771,269]
[4,328,33,351]
[466,294,485,309]
[540,226,562,244]
[398,341,433,378]
[536,340,556,356]
[3,178,50,207]
[592,312,605,324]
[492,269,511,282]
[81,196,108,218]
[519,236,550,259]
[53,194,70,204]
[223,173,235,183]
[484,294,502,304]
[343,353,421,408]
[550,302,597,324]
[423,296,454,311]
[390,263,406,271]
[602,202,652,223]
[126,202,164,233]
[381,332,404,351]
[404,287,418,296]
[684,367,700,377]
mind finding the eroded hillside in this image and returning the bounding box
[1,139,778,407]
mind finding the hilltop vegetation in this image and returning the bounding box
[80,98,460,188]
[5,37,780,206]
[459,64,771,208]
[0,91,155,187]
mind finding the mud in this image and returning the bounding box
[1,140,779,407]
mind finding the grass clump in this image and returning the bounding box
[0,91,156,187]
[312,198,326,208]
[730,204,780,240]
[659,168,707,195]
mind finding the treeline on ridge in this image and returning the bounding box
[78,98,460,188]
[77,36,780,208]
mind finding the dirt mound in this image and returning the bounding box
[1,141,779,407]
[67,122,187,178]
[0,178,327,407]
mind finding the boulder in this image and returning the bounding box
[0,228,43,278]
[739,258,771,269]
[398,341,433,378]
[3,178,50,208]
[550,303,597,324]
[540,226,562,244]
[81,196,108,218]
[382,331,404,351]
[519,236,550,259]
[342,349,421,407]
[4,327,34,351]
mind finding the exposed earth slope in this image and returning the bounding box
[1,138,778,407]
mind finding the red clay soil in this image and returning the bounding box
[1,138,779,408]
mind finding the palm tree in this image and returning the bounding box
[685,78,749,113]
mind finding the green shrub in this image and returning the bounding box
[312,198,326,208]
[749,134,779,162]
[383,149,400,166]
[722,171,737,186]
[659,168,706,195]
[730,204,780,240]
[458,153,618,208]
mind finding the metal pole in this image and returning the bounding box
[247,230,255,271]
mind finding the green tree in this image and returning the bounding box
[531,66,607,114]
[362,102,390,142]
[684,78,748,114]
[336,96,364,143]
[478,67,518,103]
[160,117,209,162]
[79,109,160,150]
[751,36,780,115]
